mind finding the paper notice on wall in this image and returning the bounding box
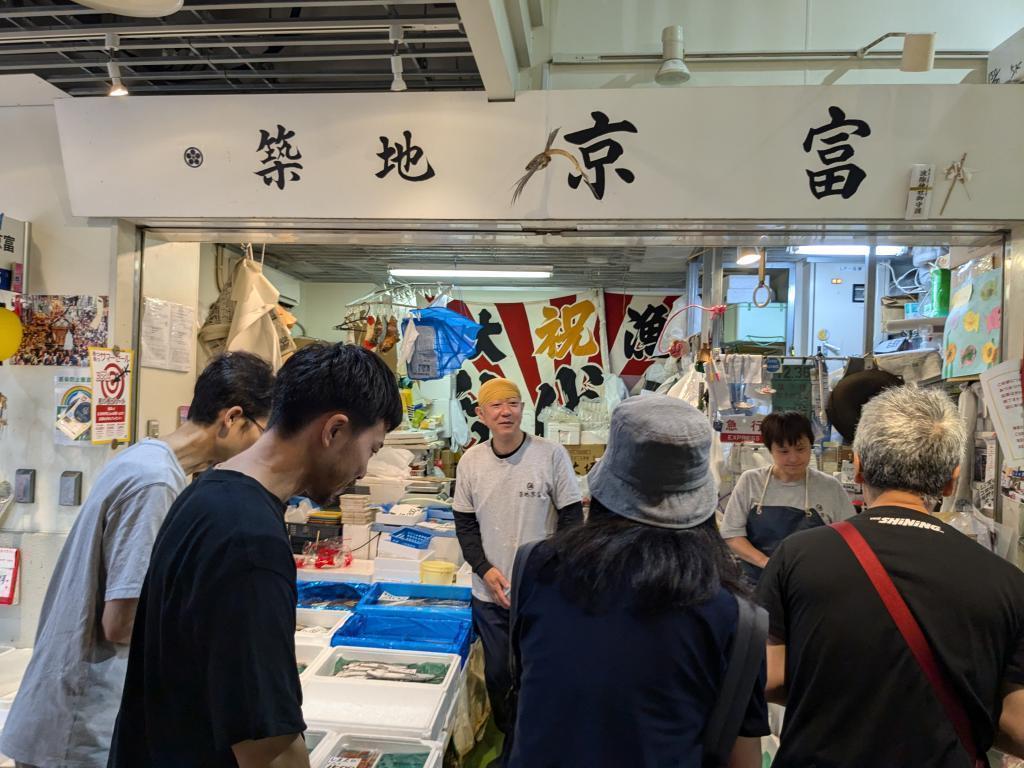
[142,297,195,372]
[0,548,20,605]
[54,372,94,446]
[980,359,1024,464]
[89,346,133,445]
[904,164,935,220]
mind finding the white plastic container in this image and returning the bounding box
[454,562,472,588]
[296,608,352,646]
[296,642,332,682]
[302,646,460,741]
[376,505,426,527]
[373,550,434,584]
[303,722,341,767]
[377,537,430,561]
[314,733,443,768]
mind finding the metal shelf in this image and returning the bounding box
[883,316,948,333]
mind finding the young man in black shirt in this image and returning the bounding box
[108,344,402,768]
[758,385,1024,767]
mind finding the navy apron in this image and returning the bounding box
[742,467,825,583]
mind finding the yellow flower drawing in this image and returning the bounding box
[982,341,998,365]
[945,343,957,365]
[963,311,980,333]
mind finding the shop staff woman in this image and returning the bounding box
[721,411,855,581]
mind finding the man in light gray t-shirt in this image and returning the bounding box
[1,352,273,768]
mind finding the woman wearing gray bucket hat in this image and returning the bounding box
[506,394,769,768]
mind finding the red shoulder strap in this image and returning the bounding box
[832,520,983,767]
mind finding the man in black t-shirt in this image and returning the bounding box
[758,385,1024,768]
[109,344,402,768]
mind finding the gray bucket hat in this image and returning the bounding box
[587,393,717,529]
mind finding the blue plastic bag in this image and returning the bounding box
[402,307,482,381]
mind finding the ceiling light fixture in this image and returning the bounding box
[389,266,552,280]
[792,245,906,257]
[655,25,691,85]
[856,32,936,72]
[105,33,128,96]
[74,0,183,18]
[389,24,407,92]
[737,247,762,266]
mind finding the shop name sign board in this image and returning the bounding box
[55,86,1023,221]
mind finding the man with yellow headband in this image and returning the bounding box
[454,377,582,765]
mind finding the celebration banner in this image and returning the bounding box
[604,292,680,379]
[449,292,606,444]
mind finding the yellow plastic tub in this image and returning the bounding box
[420,560,457,585]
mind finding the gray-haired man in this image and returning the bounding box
[758,385,1024,767]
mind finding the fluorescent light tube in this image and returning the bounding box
[389,267,552,279]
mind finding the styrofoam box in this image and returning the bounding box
[373,550,434,584]
[298,559,375,584]
[302,645,460,742]
[296,642,333,682]
[376,508,426,527]
[364,478,410,506]
[296,608,352,646]
[377,536,435,561]
[314,733,443,768]
[304,722,341,767]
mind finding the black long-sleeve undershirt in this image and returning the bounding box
[455,501,583,578]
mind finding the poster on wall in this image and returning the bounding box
[603,292,680,381]
[9,295,109,366]
[54,372,93,445]
[449,292,606,445]
[942,255,1002,379]
[88,347,132,445]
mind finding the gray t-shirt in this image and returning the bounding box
[453,435,581,603]
[720,464,856,539]
[1,440,186,768]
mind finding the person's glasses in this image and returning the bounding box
[245,415,267,434]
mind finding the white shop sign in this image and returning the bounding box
[54,86,1024,221]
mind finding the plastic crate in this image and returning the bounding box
[302,645,460,742]
[357,583,471,622]
[297,581,371,611]
[313,733,443,768]
[331,613,473,662]
[389,527,432,550]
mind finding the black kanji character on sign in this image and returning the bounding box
[802,106,872,200]
[376,130,436,182]
[474,309,506,363]
[988,67,1002,83]
[535,364,605,434]
[625,303,669,360]
[1,235,13,253]
[564,111,638,200]
[254,124,303,190]
[1011,61,1023,80]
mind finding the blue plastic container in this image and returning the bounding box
[296,581,371,611]
[331,613,473,662]
[357,582,472,621]
[389,526,433,550]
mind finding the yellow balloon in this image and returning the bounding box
[0,306,24,361]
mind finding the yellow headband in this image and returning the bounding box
[477,378,522,407]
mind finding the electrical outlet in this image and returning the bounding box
[146,420,160,438]
[59,471,83,507]
[14,470,35,504]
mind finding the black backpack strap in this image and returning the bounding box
[508,539,543,693]
[702,595,769,767]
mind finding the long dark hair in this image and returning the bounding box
[543,497,747,615]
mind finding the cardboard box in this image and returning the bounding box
[566,444,606,476]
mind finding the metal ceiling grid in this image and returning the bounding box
[0,0,481,95]
[258,242,692,290]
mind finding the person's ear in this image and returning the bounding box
[218,405,244,438]
[322,413,351,448]
[941,465,961,497]
[853,454,865,485]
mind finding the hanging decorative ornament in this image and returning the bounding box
[939,152,973,216]
[73,0,183,17]
[511,128,595,204]
[0,304,23,362]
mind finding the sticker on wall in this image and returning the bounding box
[942,255,1002,379]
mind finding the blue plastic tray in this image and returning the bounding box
[390,526,433,550]
[357,582,472,621]
[331,613,473,662]
[296,581,371,611]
